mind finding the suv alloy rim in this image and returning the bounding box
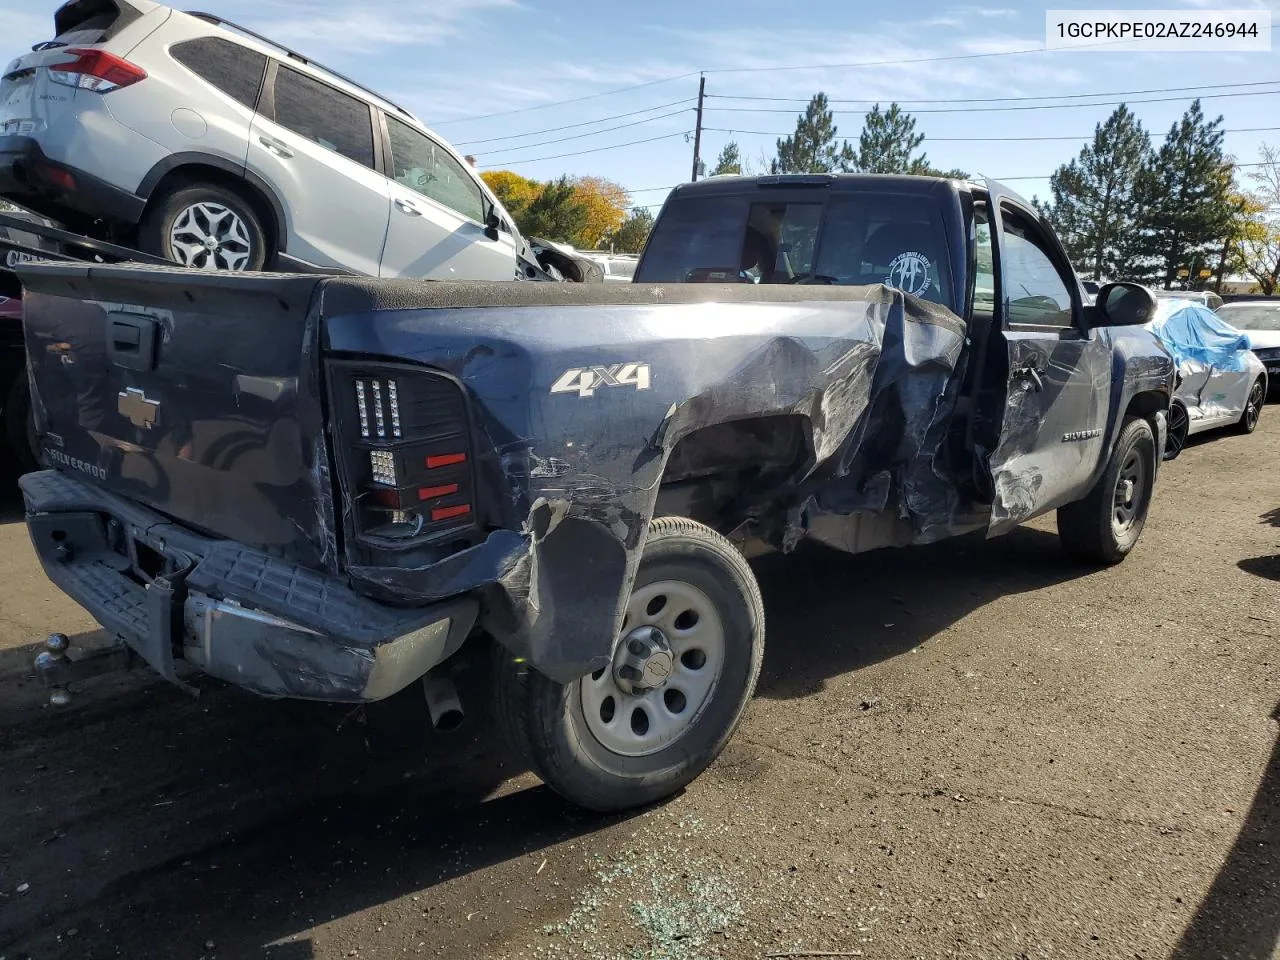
[580,579,726,758]
[169,202,253,271]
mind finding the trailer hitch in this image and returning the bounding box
[34,633,133,706]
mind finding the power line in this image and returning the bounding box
[478,129,693,168]
[702,125,1280,143]
[452,98,696,147]
[432,73,700,125]
[705,78,1280,106]
[698,27,1278,76]
[706,86,1280,115]
[474,108,693,157]
[994,160,1272,181]
[430,24,1279,125]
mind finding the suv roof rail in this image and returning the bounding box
[184,11,416,121]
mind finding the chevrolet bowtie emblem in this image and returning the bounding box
[118,387,160,430]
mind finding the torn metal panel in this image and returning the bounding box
[323,280,975,681]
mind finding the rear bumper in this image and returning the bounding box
[0,136,146,225]
[20,470,478,701]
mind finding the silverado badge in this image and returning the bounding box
[118,386,160,430]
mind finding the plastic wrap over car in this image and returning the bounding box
[1145,298,1254,372]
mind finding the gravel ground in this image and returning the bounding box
[0,412,1276,960]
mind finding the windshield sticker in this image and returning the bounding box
[885,251,932,296]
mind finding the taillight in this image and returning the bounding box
[335,366,475,544]
[48,48,147,92]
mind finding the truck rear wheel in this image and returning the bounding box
[494,517,764,812]
[1057,415,1156,565]
[140,183,268,272]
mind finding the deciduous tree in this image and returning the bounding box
[711,141,743,176]
[608,207,655,253]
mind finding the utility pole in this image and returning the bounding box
[691,73,705,182]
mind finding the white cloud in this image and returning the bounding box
[208,0,520,55]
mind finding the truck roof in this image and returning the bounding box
[671,172,1022,203]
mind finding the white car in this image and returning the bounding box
[0,0,532,279]
[1215,300,1280,397]
[1145,298,1268,459]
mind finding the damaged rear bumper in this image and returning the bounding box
[20,471,477,702]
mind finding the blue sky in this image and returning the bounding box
[3,0,1279,211]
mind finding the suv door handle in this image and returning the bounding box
[395,197,422,216]
[258,136,293,159]
[1013,365,1044,392]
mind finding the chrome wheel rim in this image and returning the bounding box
[168,202,252,271]
[1112,449,1146,538]
[1166,404,1188,457]
[1245,383,1263,430]
[580,579,725,758]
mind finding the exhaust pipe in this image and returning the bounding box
[422,673,464,732]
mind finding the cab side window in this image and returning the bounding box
[972,203,995,322]
[1000,206,1074,327]
[385,116,486,225]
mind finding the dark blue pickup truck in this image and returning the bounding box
[17,174,1173,810]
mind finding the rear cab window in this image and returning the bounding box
[635,185,955,311]
[170,37,266,109]
[270,65,375,169]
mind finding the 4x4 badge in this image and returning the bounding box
[118,387,160,429]
[551,363,651,398]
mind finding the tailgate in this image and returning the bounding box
[20,262,337,570]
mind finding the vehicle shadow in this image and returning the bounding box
[1169,701,1280,960]
[752,525,1089,700]
[0,650,626,960]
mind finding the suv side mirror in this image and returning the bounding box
[1092,281,1157,328]
[484,209,501,242]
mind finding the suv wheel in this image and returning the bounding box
[494,517,765,812]
[1057,415,1156,565]
[140,183,268,272]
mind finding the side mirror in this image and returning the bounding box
[484,209,501,242]
[1092,281,1157,328]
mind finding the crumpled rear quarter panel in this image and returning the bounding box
[321,281,972,682]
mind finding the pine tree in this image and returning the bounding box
[771,93,855,174]
[854,103,925,173]
[711,141,743,176]
[1127,99,1235,287]
[1043,104,1151,281]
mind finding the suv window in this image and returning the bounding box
[271,66,374,169]
[170,38,266,110]
[385,116,486,223]
[1000,206,1074,326]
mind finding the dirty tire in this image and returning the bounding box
[1163,401,1188,462]
[139,182,268,272]
[1057,415,1156,565]
[493,517,764,812]
[4,369,38,474]
[1234,378,1265,434]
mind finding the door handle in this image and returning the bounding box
[107,313,158,371]
[1013,365,1044,393]
[258,136,293,159]
[395,197,422,216]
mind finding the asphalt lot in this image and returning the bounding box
[0,414,1276,960]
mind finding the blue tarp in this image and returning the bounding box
[1145,299,1253,373]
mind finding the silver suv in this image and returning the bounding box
[0,0,527,278]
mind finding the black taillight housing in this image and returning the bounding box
[329,362,476,547]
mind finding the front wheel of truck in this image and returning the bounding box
[494,517,765,812]
[1056,415,1156,565]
